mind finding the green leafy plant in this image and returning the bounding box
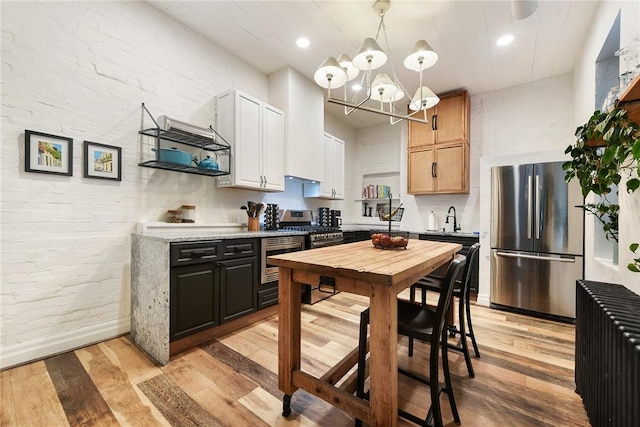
[562,107,640,272]
[630,243,640,273]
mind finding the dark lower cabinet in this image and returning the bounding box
[418,233,480,292]
[343,230,372,243]
[170,263,219,341]
[258,282,279,309]
[219,256,258,323]
[169,238,258,342]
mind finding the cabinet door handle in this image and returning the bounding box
[431,162,436,178]
[432,114,437,130]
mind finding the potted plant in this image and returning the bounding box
[562,106,640,272]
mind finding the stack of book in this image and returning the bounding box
[363,185,392,199]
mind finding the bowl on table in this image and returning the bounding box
[370,230,410,249]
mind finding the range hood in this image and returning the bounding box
[286,175,319,184]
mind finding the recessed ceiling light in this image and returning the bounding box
[496,34,514,47]
[296,37,310,48]
[352,83,362,92]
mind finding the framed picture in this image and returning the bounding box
[25,130,73,176]
[83,141,122,181]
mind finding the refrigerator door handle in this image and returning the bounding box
[495,251,576,263]
[527,175,533,239]
[535,174,541,240]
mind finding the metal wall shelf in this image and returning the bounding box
[138,160,230,176]
[138,128,230,152]
[138,103,231,177]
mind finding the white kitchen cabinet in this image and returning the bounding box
[216,89,285,191]
[268,67,324,182]
[304,133,344,199]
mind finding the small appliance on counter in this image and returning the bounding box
[317,207,330,227]
[264,204,279,230]
[330,210,342,228]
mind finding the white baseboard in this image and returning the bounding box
[0,317,130,370]
[476,292,491,307]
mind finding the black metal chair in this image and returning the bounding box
[355,256,466,427]
[409,243,481,378]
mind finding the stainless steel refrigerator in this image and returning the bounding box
[490,161,584,319]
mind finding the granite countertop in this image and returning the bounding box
[417,230,480,238]
[132,229,308,243]
[341,224,479,239]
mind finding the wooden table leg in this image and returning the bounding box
[278,267,301,416]
[368,283,398,427]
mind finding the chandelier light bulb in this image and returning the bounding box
[352,38,388,71]
[404,40,438,71]
[313,57,347,89]
[369,73,399,101]
[409,86,439,111]
[337,53,360,81]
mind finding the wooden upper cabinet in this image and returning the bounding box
[408,106,436,148]
[407,146,435,193]
[407,89,470,195]
[408,90,470,148]
[435,91,469,143]
[433,143,468,193]
[408,142,468,194]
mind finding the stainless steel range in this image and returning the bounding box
[278,209,344,249]
[278,209,344,304]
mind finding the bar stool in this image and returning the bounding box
[410,243,481,378]
[355,256,466,427]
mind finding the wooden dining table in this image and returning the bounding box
[268,239,462,427]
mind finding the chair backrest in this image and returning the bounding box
[432,255,467,343]
[458,243,480,297]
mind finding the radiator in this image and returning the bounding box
[575,280,640,427]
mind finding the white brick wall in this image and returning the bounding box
[0,1,276,368]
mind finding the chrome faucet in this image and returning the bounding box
[445,206,461,232]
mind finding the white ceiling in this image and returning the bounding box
[148,0,600,128]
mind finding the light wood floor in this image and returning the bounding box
[1,291,591,426]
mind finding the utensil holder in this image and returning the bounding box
[248,217,260,232]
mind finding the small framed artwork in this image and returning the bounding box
[25,130,73,176]
[83,141,122,181]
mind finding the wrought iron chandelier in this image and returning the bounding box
[313,0,439,125]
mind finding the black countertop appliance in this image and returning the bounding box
[330,209,342,228]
